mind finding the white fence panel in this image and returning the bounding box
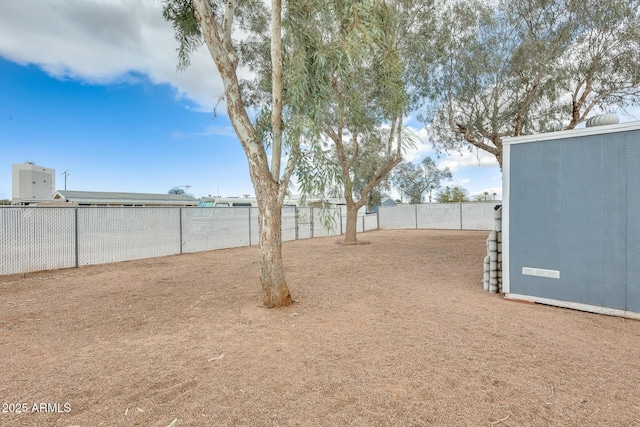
[313,208,341,237]
[250,207,260,245]
[461,203,495,230]
[78,207,180,265]
[296,207,313,239]
[379,203,498,230]
[364,213,378,231]
[379,205,416,229]
[416,204,461,229]
[339,215,365,234]
[282,206,298,242]
[0,207,76,275]
[182,207,250,253]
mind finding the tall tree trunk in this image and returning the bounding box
[192,0,292,307]
[340,154,401,243]
[270,0,283,181]
[255,179,292,307]
[344,200,360,244]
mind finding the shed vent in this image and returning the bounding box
[585,113,619,128]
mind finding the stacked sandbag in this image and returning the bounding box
[483,205,502,293]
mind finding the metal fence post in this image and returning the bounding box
[248,207,252,246]
[179,207,183,254]
[310,207,314,238]
[294,206,299,240]
[75,207,79,268]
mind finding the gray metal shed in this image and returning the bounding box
[502,121,640,319]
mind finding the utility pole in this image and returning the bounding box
[61,170,70,190]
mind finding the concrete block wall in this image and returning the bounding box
[483,206,502,293]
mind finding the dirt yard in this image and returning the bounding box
[1,229,638,427]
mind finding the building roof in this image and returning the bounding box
[503,120,640,145]
[52,190,198,206]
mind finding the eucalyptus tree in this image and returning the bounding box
[351,134,394,212]
[392,157,452,204]
[163,0,297,307]
[288,0,415,243]
[419,0,640,168]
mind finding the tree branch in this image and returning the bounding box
[355,156,402,210]
[456,124,501,157]
[514,73,542,136]
[270,0,283,181]
[192,0,270,179]
[347,133,359,170]
[222,0,236,40]
[278,138,300,204]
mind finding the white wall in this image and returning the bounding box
[12,163,55,202]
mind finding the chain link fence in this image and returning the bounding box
[1,203,493,276]
[1,206,374,276]
[378,202,497,230]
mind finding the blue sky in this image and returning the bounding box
[1,0,503,201]
[1,58,252,198]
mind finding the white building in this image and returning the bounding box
[12,162,55,204]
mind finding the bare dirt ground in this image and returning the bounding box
[1,229,639,427]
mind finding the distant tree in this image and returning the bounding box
[474,191,498,201]
[436,185,469,203]
[292,1,412,244]
[417,0,640,168]
[392,157,452,204]
[475,191,489,201]
[168,187,186,195]
[349,134,398,214]
[0,199,11,205]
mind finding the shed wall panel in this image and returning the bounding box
[508,127,640,313]
[580,137,606,306]
[601,137,627,309]
[627,138,640,312]
[559,141,584,303]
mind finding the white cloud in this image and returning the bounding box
[403,125,500,172]
[437,148,499,172]
[402,126,434,162]
[171,125,238,139]
[0,0,224,111]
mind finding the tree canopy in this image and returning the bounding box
[391,157,452,203]
[436,185,469,203]
[286,0,416,242]
[417,0,640,167]
[168,187,186,195]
